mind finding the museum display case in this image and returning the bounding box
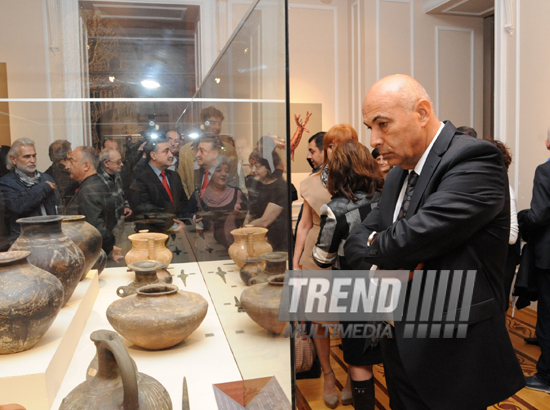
[0,0,294,409]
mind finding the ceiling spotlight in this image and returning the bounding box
[141,79,160,89]
[189,132,199,139]
[150,133,159,139]
[244,48,249,54]
[109,76,115,83]
[214,78,221,84]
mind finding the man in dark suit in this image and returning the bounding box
[344,75,524,409]
[129,139,188,232]
[518,133,550,393]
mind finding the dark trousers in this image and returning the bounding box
[381,336,486,410]
[536,268,550,384]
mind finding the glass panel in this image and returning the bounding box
[0,0,291,408]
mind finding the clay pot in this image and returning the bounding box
[61,215,102,280]
[0,405,27,410]
[116,260,166,298]
[125,233,172,266]
[240,274,286,335]
[240,257,264,286]
[92,249,108,275]
[10,215,84,306]
[107,284,208,350]
[0,251,64,354]
[228,227,272,268]
[247,252,289,285]
[59,329,172,410]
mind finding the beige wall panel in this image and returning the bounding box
[0,0,51,170]
[437,28,473,127]
[230,3,253,37]
[514,0,550,210]
[289,6,337,130]
[379,1,412,78]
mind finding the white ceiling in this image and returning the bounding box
[423,0,494,18]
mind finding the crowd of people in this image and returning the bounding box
[1,74,549,409]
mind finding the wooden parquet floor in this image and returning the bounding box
[296,307,550,409]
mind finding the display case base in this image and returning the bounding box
[0,271,99,410]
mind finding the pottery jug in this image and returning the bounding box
[125,233,172,266]
[92,249,108,275]
[0,251,64,354]
[59,329,172,410]
[0,405,26,410]
[117,260,166,298]
[61,215,102,280]
[248,252,288,285]
[240,274,286,335]
[10,215,84,306]
[107,284,208,350]
[239,257,264,286]
[228,227,272,268]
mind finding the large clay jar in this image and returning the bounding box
[125,233,172,266]
[0,251,64,354]
[240,257,264,286]
[247,252,289,285]
[92,249,108,275]
[240,274,286,335]
[228,227,273,268]
[107,284,208,350]
[10,216,84,306]
[61,215,102,280]
[116,260,166,298]
[59,329,172,410]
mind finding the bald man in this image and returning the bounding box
[345,75,524,409]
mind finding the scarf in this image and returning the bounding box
[320,164,329,188]
[15,168,42,188]
[202,186,236,208]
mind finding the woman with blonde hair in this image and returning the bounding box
[293,123,358,408]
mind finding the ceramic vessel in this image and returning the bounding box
[0,251,64,354]
[59,329,172,410]
[125,232,172,266]
[10,215,84,306]
[107,284,208,350]
[239,257,264,286]
[228,227,272,268]
[117,260,166,298]
[247,252,288,285]
[240,274,286,335]
[0,405,26,410]
[92,249,108,275]
[61,215,102,280]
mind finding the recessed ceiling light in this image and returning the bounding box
[141,79,160,89]
[214,78,221,84]
[109,76,115,83]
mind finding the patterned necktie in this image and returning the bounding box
[397,171,419,220]
[161,171,174,203]
[200,170,210,198]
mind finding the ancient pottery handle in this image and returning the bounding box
[116,285,129,298]
[246,232,254,256]
[90,330,139,410]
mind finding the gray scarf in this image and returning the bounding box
[15,168,42,187]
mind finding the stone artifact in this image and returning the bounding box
[92,249,108,275]
[61,215,102,280]
[0,251,64,354]
[117,260,166,298]
[240,274,286,335]
[228,227,272,268]
[59,329,172,410]
[125,232,172,265]
[10,215,84,306]
[107,284,208,350]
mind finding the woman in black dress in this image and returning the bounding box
[313,139,385,409]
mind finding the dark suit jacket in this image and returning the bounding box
[518,160,550,269]
[344,122,524,409]
[68,174,116,255]
[129,165,188,218]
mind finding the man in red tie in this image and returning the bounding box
[128,139,188,231]
[194,137,220,196]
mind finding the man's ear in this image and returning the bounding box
[545,139,550,151]
[416,99,432,127]
[9,155,17,166]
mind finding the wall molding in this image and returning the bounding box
[376,0,414,81]
[289,3,339,124]
[514,0,520,192]
[442,0,494,16]
[435,26,475,126]
[351,1,362,139]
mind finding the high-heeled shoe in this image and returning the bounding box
[322,369,339,409]
[341,372,353,405]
